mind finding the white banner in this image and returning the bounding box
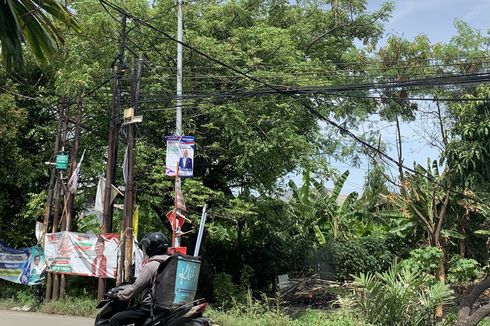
[44,232,119,279]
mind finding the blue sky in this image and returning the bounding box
[321,0,490,194]
[368,0,490,43]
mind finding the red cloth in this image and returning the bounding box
[166,210,185,231]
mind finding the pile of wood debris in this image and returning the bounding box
[278,274,353,308]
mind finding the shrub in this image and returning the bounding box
[0,280,42,307]
[447,255,481,284]
[212,272,242,307]
[400,247,442,275]
[317,236,396,281]
[349,262,454,326]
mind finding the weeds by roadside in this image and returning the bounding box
[0,280,366,325]
[39,296,98,317]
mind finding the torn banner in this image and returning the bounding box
[94,176,123,213]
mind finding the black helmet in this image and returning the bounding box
[139,232,168,257]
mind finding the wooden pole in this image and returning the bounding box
[44,105,63,301]
[101,65,122,297]
[51,100,69,300]
[123,53,142,282]
[65,97,82,231]
[106,13,127,294]
[59,97,82,299]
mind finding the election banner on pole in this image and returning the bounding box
[0,241,46,285]
[165,136,195,177]
[44,232,119,279]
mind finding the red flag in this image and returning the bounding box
[166,210,184,231]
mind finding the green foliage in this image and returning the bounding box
[361,161,390,210]
[291,309,372,326]
[76,214,102,234]
[318,236,398,281]
[0,280,42,307]
[447,255,481,284]
[288,169,362,244]
[0,0,79,70]
[444,93,490,188]
[39,296,97,317]
[206,305,291,326]
[400,247,442,276]
[206,294,369,326]
[212,272,242,307]
[350,262,454,326]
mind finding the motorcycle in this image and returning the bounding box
[94,285,211,326]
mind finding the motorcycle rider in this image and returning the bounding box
[108,232,169,326]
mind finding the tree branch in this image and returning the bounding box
[461,278,490,308]
[467,303,490,326]
[306,11,386,52]
[457,278,490,326]
[410,203,434,234]
[435,184,451,244]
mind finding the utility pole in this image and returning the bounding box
[176,0,183,136]
[51,100,70,300]
[59,97,82,299]
[65,97,82,232]
[44,105,63,301]
[123,53,142,283]
[172,0,184,251]
[103,13,126,299]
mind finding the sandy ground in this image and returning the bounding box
[0,310,93,326]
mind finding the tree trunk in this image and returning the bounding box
[435,244,447,320]
[456,278,490,326]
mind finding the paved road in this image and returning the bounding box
[0,310,93,326]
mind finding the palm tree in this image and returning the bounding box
[0,0,79,70]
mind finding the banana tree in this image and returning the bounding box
[288,170,360,244]
[0,0,79,69]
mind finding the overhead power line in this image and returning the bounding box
[98,0,490,206]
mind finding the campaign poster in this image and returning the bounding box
[0,241,46,285]
[44,232,119,279]
[166,136,195,177]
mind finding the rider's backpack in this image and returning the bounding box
[152,254,201,312]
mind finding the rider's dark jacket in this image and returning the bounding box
[116,254,169,308]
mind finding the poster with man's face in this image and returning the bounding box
[0,241,46,286]
[166,136,195,177]
[44,232,119,278]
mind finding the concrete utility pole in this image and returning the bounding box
[176,0,183,136]
[123,53,142,283]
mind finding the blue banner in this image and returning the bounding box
[0,241,46,285]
